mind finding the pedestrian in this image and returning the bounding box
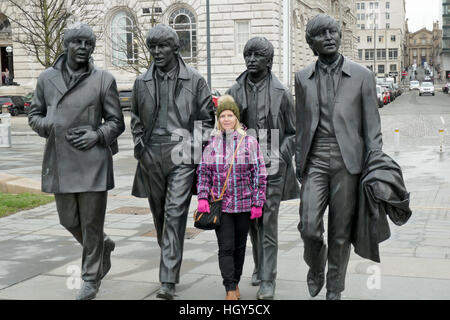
[4,68,9,85]
[226,36,298,300]
[130,24,215,300]
[28,22,125,300]
[294,14,383,300]
[196,94,267,300]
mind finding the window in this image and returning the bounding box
[386,13,390,19]
[358,49,363,60]
[413,49,417,57]
[235,20,250,55]
[361,2,365,9]
[357,13,360,20]
[421,39,426,45]
[365,49,374,60]
[386,2,390,9]
[388,48,398,60]
[357,3,360,10]
[361,24,365,29]
[379,35,384,42]
[386,23,390,29]
[169,8,197,63]
[375,2,379,9]
[361,13,365,20]
[367,35,372,43]
[391,35,396,42]
[421,49,426,56]
[357,36,361,43]
[370,2,374,9]
[377,49,386,60]
[390,64,397,72]
[110,11,138,66]
[378,64,385,74]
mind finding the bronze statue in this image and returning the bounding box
[227,36,299,300]
[294,14,384,300]
[130,24,215,300]
[28,22,125,300]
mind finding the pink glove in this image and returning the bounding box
[250,207,263,219]
[198,199,210,213]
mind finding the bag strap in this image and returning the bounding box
[211,134,245,202]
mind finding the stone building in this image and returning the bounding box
[440,0,450,81]
[0,0,357,95]
[406,27,434,68]
[354,0,406,81]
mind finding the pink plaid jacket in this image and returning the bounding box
[197,130,267,213]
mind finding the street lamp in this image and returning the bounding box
[5,46,13,85]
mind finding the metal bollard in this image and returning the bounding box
[439,128,445,153]
[0,113,12,148]
[394,128,400,152]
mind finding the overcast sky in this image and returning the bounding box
[405,0,441,32]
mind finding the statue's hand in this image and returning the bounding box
[66,128,99,151]
[140,149,152,173]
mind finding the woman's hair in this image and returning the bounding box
[215,95,245,136]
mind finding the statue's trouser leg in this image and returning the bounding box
[299,141,358,293]
[55,191,107,282]
[249,215,261,279]
[255,160,286,282]
[144,142,195,284]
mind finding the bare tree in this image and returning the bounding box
[6,0,101,68]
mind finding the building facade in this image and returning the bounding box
[441,0,450,81]
[354,0,406,81]
[0,0,358,94]
[406,27,434,67]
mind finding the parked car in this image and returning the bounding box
[409,80,420,90]
[119,90,132,111]
[0,95,28,116]
[381,85,394,102]
[393,83,402,97]
[211,89,221,108]
[419,82,435,96]
[382,87,391,105]
[376,85,384,108]
[443,83,449,94]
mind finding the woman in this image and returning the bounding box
[197,95,267,300]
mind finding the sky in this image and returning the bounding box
[405,0,441,32]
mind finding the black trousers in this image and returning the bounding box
[215,212,251,292]
[55,191,108,282]
[298,138,359,293]
[143,141,195,284]
[249,160,286,281]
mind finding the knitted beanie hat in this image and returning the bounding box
[216,94,240,121]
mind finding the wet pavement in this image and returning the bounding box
[0,90,450,300]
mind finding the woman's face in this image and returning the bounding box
[219,110,237,131]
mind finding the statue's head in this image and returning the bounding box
[305,14,341,57]
[63,22,96,65]
[146,24,180,72]
[243,36,274,75]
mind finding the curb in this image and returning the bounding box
[0,173,44,195]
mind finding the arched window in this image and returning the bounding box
[110,10,138,66]
[169,8,197,63]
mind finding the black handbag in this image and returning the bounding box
[194,135,245,230]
